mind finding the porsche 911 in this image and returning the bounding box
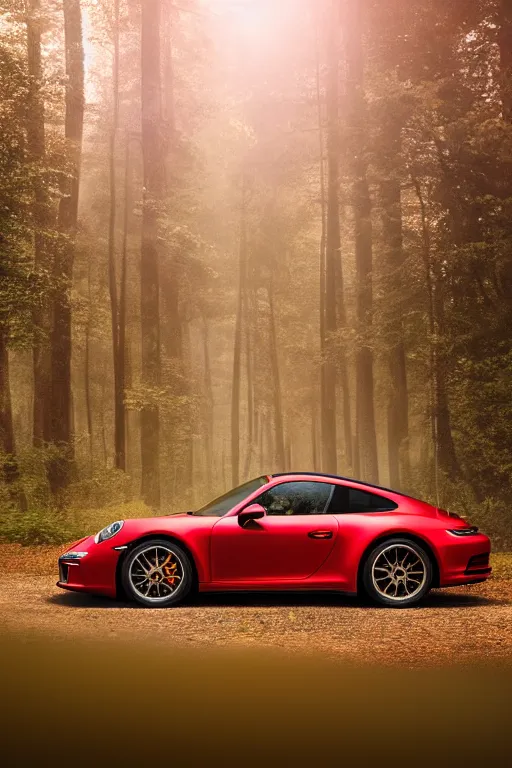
[57,472,491,608]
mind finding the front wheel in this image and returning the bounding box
[362,538,433,608]
[121,538,193,607]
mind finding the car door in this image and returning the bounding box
[210,481,338,582]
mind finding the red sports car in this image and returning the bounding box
[57,473,492,608]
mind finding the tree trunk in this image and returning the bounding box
[498,1,512,341]
[266,405,274,471]
[316,10,328,475]
[286,434,292,471]
[413,178,460,483]
[267,281,286,472]
[499,0,512,122]
[344,0,379,484]
[163,0,176,133]
[202,313,214,490]
[311,396,319,471]
[179,319,193,507]
[84,257,93,474]
[0,325,26,509]
[118,135,132,478]
[161,14,191,504]
[432,263,461,479]
[380,118,409,489]
[100,365,108,468]
[231,187,246,487]
[321,0,339,475]
[48,0,84,495]
[258,409,264,472]
[108,0,125,471]
[140,0,164,508]
[222,438,227,490]
[26,0,52,449]
[242,282,255,479]
[331,133,352,466]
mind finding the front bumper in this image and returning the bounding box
[57,536,121,598]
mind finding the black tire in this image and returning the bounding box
[362,537,433,608]
[121,538,193,608]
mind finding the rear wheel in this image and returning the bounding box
[122,538,193,608]
[362,538,433,608]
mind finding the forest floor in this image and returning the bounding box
[1,544,512,667]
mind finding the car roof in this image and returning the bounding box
[271,472,421,502]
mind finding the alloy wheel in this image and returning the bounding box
[128,544,185,604]
[371,543,427,602]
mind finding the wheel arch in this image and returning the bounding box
[356,531,441,594]
[115,533,199,600]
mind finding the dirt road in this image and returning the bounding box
[2,545,512,766]
[2,566,512,666]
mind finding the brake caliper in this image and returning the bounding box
[163,560,178,586]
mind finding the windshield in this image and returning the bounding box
[192,476,268,517]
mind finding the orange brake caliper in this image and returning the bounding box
[161,553,178,586]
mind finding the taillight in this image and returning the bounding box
[447,526,479,536]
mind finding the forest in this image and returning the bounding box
[0,0,511,547]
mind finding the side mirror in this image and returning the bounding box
[238,503,266,528]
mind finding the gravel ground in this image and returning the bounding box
[2,545,512,766]
[1,551,512,666]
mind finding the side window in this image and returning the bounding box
[329,485,398,513]
[348,488,397,512]
[256,481,333,516]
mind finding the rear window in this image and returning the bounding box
[328,485,398,513]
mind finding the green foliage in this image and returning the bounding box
[0,498,155,546]
[452,347,512,502]
[0,39,35,346]
[0,508,79,546]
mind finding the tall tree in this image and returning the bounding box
[330,6,353,475]
[321,0,340,475]
[160,7,194,504]
[26,0,51,449]
[107,0,126,471]
[202,312,214,488]
[242,280,255,479]
[231,181,246,487]
[344,0,379,483]
[499,0,512,122]
[0,320,24,507]
[48,0,84,495]
[379,111,410,488]
[140,0,165,507]
[315,13,327,474]
[267,277,286,472]
[118,133,134,475]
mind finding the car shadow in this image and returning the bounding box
[48,587,508,610]
[48,592,138,609]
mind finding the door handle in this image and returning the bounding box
[308,530,333,539]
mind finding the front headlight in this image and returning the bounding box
[60,551,88,559]
[94,520,124,544]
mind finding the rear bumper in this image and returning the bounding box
[437,531,492,587]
